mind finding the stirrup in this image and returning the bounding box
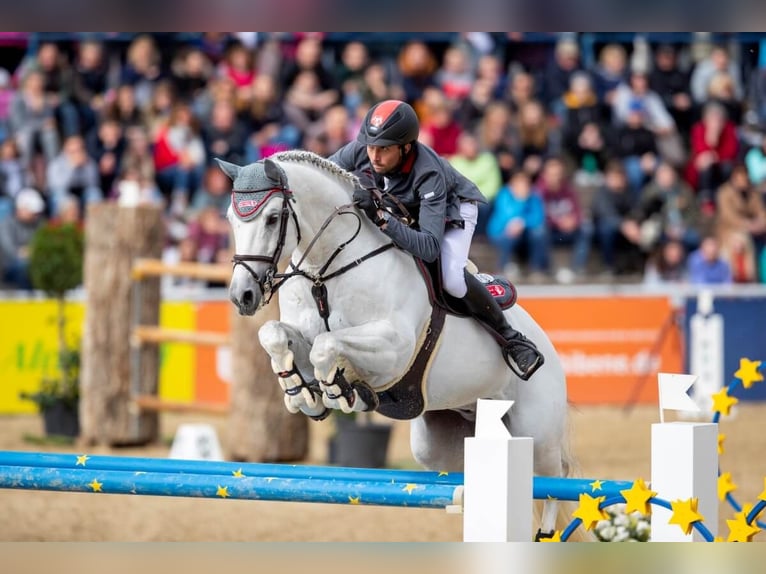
[502,339,544,381]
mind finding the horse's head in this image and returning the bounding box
[218,157,300,315]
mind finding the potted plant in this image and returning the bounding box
[327,411,392,468]
[19,222,84,438]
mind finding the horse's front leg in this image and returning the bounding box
[310,320,413,413]
[258,320,329,420]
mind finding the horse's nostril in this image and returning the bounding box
[242,289,254,307]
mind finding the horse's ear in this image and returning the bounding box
[264,159,287,186]
[215,158,241,182]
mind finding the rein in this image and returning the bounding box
[232,188,394,330]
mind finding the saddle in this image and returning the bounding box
[374,257,517,421]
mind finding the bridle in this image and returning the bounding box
[231,178,395,328]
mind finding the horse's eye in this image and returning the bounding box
[266,214,279,226]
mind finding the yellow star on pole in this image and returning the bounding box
[402,483,419,494]
[589,479,603,492]
[88,479,103,492]
[668,498,704,535]
[216,485,230,498]
[758,478,766,501]
[718,472,737,501]
[571,493,608,531]
[538,531,562,542]
[348,496,360,505]
[718,433,726,455]
[711,387,738,416]
[734,358,763,389]
[232,469,245,478]
[726,512,761,542]
[620,478,657,515]
[76,454,89,466]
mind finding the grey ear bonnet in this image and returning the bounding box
[216,158,290,221]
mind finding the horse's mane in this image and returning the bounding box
[272,150,359,190]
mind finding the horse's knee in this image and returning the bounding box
[258,320,289,355]
[309,334,339,371]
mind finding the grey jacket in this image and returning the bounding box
[329,141,485,262]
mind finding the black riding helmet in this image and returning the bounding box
[357,100,419,147]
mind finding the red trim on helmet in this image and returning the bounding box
[369,100,401,129]
[232,188,281,219]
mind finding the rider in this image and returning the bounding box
[328,99,544,380]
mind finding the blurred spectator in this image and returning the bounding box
[396,40,438,106]
[629,161,702,254]
[418,88,463,157]
[684,101,739,206]
[541,37,583,122]
[46,134,102,217]
[449,131,503,237]
[120,125,156,187]
[612,101,659,197]
[305,103,352,157]
[643,238,688,285]
[744,134,766,188]
[359,61,404,105]
[334,40,370,113]
[714,164,766,281]
[487,170,547,277]
[687,234,732,284]
[143,79,177,138]
[435,43,474,105]
[591,43,629,105]
[152,102,206,211]
[456,77,496,131]
[705,70,743,125]
[649,43,694,136]
[113,166,162,208]
[191,164,231,215]
[515,99,560,180]
[612,66,686,168]
[591,161,643,275]
[244,74,298,161]
[171,46,213,105]
[0,68,14,141]
[0,138,30,218]
[202,98,248,166]
[16,41,79,138]
[51,193,82,226]
[690,44,743,105]
[475,53,507,100]
[9,69,60,185]
[746,45,766,130]
[217,40,256,93]
[178,206,231,286]
[102,83,145,130]
[71,39,111,136]
[506,70,536,115]
[0,188,46,289]
[86,117,125,196]
[475,100,518,182]
[120,34,163,110]
[537,156,593,282]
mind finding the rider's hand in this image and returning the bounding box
[353,187,382,224]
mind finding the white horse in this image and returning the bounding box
[219,151,573,538]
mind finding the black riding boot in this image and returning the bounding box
[462,271,544,380]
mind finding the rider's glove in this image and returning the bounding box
[353,187,386,227]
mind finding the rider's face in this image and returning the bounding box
[366,144,405,174]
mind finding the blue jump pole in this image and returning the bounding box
[0,465,461,509]
[0,451,634,503]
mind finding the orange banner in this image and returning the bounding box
[521,296,683,405]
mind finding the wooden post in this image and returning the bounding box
[227,298,309,462]
[80,203,163,446]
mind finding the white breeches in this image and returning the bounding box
[441,201,478,298]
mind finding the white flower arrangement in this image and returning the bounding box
[594,503,651,542]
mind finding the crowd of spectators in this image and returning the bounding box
[2,32,766,290]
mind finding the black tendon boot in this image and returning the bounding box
[462,271,544,380]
